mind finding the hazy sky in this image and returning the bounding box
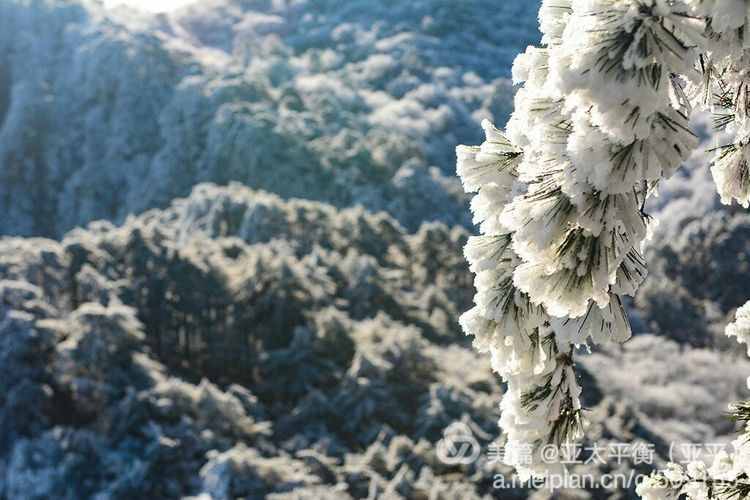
[103,0,196,12]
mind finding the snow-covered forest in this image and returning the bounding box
[1,0,749,498]
[0,0,535,235]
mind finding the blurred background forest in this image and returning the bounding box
[0,0,748,498]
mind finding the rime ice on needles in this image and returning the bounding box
[711,138,750,208]
[458,119,585,480]
[456,120,521,196]
[458,0,586,479]
[687,0,750,208]
[458,0,750,485]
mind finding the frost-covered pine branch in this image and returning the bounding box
[457,0,750,482]
[458,119,585,480]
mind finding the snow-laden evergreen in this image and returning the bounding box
[458,0,750,482]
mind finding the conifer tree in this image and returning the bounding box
[457,0,750,487]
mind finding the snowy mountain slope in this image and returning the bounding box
[0,0,538,237]
[1,183,747,499]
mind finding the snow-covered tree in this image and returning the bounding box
[457,0,750,485]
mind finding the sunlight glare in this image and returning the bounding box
[103,0,197,13]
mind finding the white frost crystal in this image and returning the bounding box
[712,141,750,208]
[728,303,750,359]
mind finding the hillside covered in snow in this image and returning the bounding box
[2,184,748,499]
[0,0,537,236]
